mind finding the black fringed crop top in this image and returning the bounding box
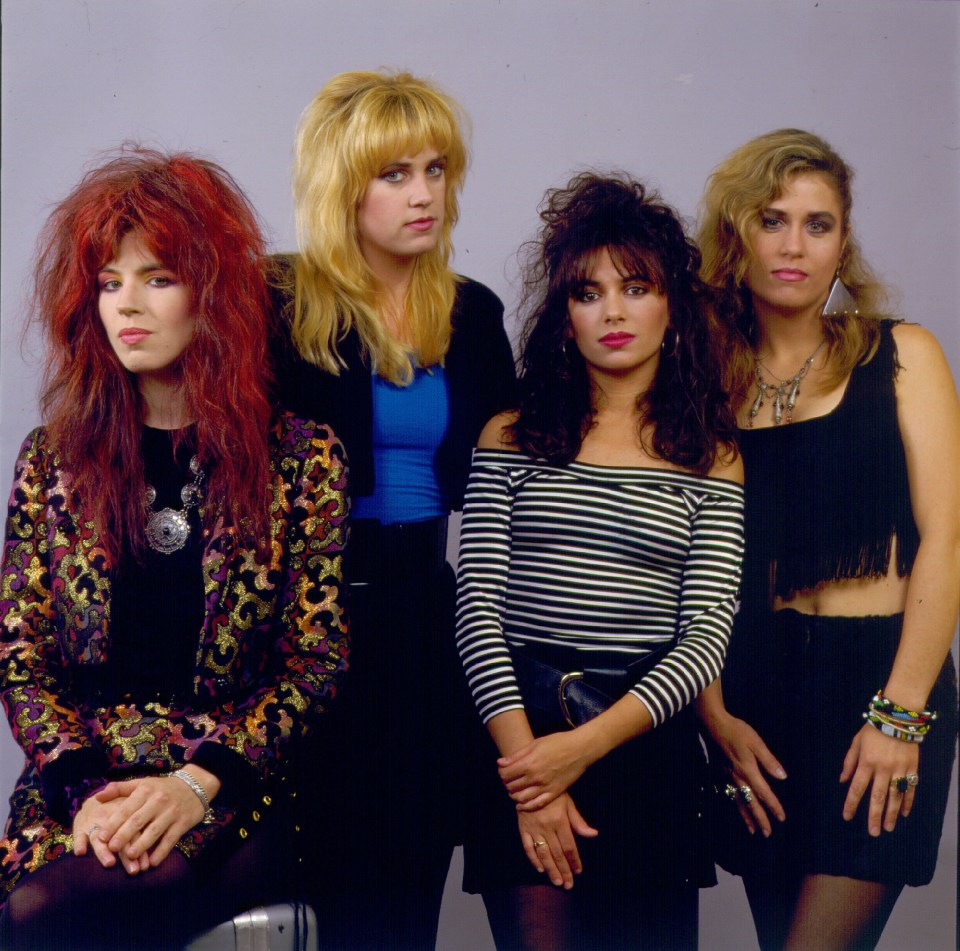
[738,320,919,608]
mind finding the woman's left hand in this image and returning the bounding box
[498,730,593,811]
[92,773,210,870]
[840,723,920,836]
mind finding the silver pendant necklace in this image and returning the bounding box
[144,455,205,554]
[749,340,825,427]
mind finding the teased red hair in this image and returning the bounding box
[33,146,272,560]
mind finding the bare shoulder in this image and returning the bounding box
[707,446,744,485]
[477,411,521,450]
[891,322,951,372]
[891,323,958,407]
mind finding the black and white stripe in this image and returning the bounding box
[455,448,745,726]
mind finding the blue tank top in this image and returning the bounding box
[352,366,450,524]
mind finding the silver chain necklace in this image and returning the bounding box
[144,455,205,554]
[748,340,825,427]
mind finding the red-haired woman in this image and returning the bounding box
[0,148,349,951]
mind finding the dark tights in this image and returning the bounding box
[743,870,902,951]
[482,882,698,951]
[0,815,296,951]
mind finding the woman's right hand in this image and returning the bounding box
[72,795,149,874]
[517,793,598,889]
[707,713,787,836]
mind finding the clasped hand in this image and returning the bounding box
[498,729,593,811]
[72,774,206,874]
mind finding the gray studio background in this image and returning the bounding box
[1,1,957,948]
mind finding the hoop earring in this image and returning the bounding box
[660,329,680,356]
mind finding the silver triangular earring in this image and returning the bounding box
[822,275,858,317]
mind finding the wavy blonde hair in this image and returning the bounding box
[697,128,892,407]
[291,69,468,383]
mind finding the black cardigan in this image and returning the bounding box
[267,255,517,508]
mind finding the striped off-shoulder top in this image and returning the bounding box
[455,448,745,726]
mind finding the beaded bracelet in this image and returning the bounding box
[864,710,927,743]
[871,690,937,723]
[863,690,936,744]
[172,768,216,824]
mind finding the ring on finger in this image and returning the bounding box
[533,839,547,849]
[906,772,919,787]
[739,785,754,805]
[86,824,101,837]
[890,776,909,795]
[723,783,738,802]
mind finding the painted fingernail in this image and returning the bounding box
[774,768,787,779]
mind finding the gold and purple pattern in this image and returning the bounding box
[0,413,349,902]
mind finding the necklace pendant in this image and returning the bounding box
[181,482,203,507]
[145,508,191,554]
[773,390,784,425]
[786,378,801,413]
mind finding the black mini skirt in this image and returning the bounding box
[462,643,716,895]
[714,610,957,886]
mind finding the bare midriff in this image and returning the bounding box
[774,541,909,617]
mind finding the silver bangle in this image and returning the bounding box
[172,768,216,824]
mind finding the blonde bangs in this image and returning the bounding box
[292,70,466,383]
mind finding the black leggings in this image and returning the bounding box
[0,813,297,951]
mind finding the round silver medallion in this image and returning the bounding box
[145,508,190,554]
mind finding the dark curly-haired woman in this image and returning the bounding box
[0,149,349,950]
[455,173,745,950]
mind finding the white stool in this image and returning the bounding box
[186,903,317,951]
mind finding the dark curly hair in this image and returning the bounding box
[511,172,737,473]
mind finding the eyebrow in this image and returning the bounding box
[579,272,649,286]
[380,154,446,170]
[97,261,168,274]
[762,206,838,221]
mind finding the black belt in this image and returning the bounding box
[348,516,449,581]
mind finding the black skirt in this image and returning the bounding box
[714,609,958,886]
[462,642,716,895]
[298,516,473,873]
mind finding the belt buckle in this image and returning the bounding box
[558,670,584,728]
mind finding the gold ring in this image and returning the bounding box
[890,776,908,794]
[533,839,547,848]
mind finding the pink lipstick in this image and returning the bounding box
[599,332,635,348]
[119,328,150,345]
[772,269,807,282]
[405,218,435,232]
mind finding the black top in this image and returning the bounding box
[738,320,919,610]
[75,426,205,708]
[267,254,517,507]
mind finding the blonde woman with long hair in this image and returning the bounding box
[696,129,959,951]
[269,70,516,950]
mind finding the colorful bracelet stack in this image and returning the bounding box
[863,690,936,744]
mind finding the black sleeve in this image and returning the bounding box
[441,278,517,510]
[264,253,374,497]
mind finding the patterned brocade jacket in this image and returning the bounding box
[0,412,349,902]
